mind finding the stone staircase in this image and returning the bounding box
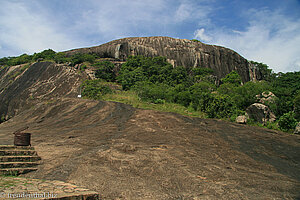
[0,145,41,176]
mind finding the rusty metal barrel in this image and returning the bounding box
[14,132,31,146]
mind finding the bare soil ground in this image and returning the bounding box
[0,98,299,199]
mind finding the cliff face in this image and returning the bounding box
[65,36,251,82]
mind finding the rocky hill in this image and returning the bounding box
[0,38,299,199]
[65,36,258,83]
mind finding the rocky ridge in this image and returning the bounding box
[65,36,259,83]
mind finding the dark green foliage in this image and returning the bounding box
[204,93,235,118]
[94,61,116,82]
[221,70,242,86]
[134,81,169,103]
[69,53,97,66]
[0,57,9,66]
[53,52,70,63]
[294,93,300,120]
[231,81,271,110]
[81,79,112,100]
[32,49,56,61]
[117,56,192,90]
[0,54,33,66]
[271,71,300,116]
[117,67,146,90]
[189,82,216,111]
[278,111,298,132]
[191,67,214,82]
[191,39,201,42]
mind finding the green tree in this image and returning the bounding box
[221,70,242,86]
[271,71,300,116]
[133,81,169,103]
[54,52,70,63]
[205,93,235,118]
[191,67,214,83]
[32,49,56,61]
[189,82,216,111]
[94,61,116,82]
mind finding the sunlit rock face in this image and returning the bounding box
[65,36,253,83]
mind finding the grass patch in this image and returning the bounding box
[102,89,206,118]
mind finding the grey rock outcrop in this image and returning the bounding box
[256,91,277,104]
[236,115,248,124]
[246,103,276,124]
[65,36,254,83]
[294,122,300,134]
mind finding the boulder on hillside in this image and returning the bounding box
[246,103,276,124]
[235,115,248,124]
[294,122,300,134]
[256,91,277,104]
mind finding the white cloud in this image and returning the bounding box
[0,1,80,57]
[204,9,300,72]
[194,28,212,42]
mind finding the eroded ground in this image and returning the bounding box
[0,98,299,199]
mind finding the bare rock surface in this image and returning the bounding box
[65,36,252,82]
[0,99,299,199]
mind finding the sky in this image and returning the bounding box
[0,0,299,72]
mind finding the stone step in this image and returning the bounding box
[0,150,37,156]
[0,145,34,150]
[0,161,40,169]
[0,156,41,162]
[0,168,38,176]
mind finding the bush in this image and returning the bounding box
[32,49,56,61]
[204,93,236,118]
[133,81,169,103]
[54,52,70,63]
[81,79,112,100]
[70,53,97,66]
[278,111,298,132]
[191,67,214,83]
[94,61,116,82]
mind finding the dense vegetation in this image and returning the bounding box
[0,50,299,133]
[0,49,99,68]
[82,55,300,133]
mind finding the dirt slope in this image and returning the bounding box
[0,98,299,199]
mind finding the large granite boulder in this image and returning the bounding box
[65,36,255,83]
[246,103,276,124]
